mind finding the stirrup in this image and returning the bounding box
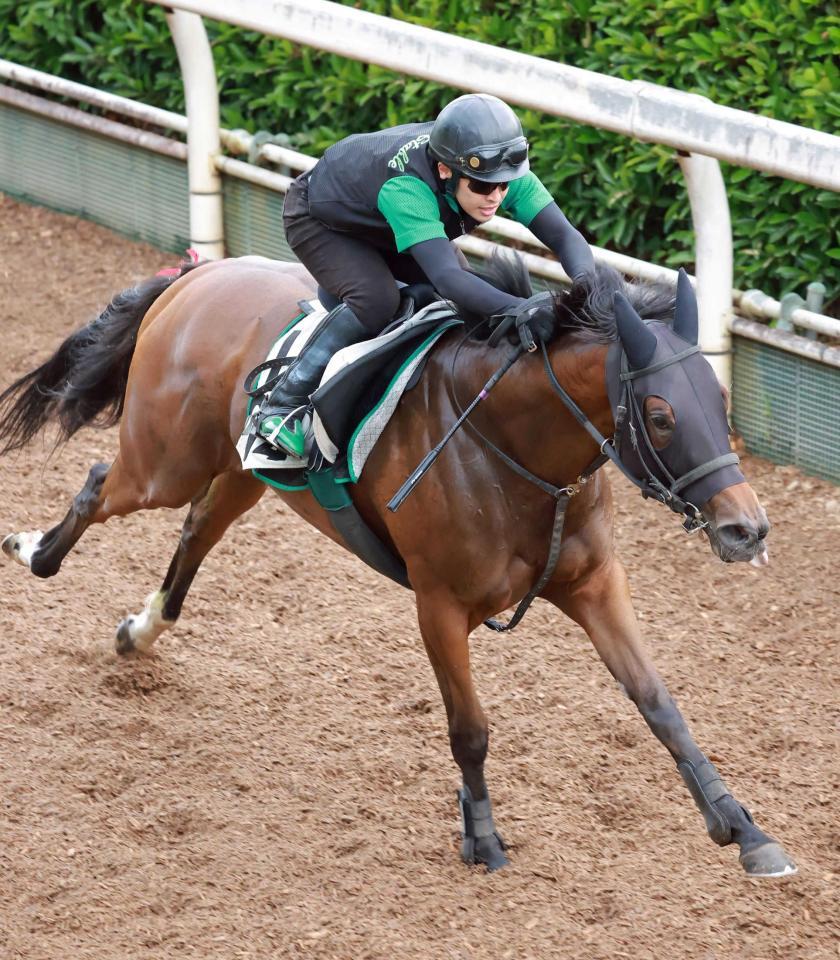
[258,403,310,457]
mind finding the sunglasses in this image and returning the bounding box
[466,178,510,196]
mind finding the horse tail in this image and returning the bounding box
[0,260,204,455]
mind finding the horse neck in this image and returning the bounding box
[464,338,614,487]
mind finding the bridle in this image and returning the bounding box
[453,328,738,533]
[547,341,739,535]
[446,328,739,631]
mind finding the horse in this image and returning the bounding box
[0,251,796,878]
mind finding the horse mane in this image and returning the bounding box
[476,250,676,344]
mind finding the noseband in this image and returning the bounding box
[607,346,740,531]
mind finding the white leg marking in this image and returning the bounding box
[121,591,171,653]
[2,530,45,568]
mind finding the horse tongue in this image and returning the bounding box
[749,545,770,568]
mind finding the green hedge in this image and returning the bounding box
[1,0,838,313]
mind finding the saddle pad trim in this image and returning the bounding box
[248,466,411,586]
[345,318,462,483]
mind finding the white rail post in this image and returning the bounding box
[165,9,224,259]
[677,152,733,387]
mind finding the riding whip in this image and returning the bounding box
[387,343,525,512]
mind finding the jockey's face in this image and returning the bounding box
[437,163,505,223]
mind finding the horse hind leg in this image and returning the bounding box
[116,469,265,655]
[3,453,158,576]
[3,462,110,577]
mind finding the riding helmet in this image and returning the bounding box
[429,94,530,183]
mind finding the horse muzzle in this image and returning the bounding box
[707,517,770,565]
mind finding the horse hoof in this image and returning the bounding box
[462,832,510,872]
[114,592,171,655]
[2,530,44,568]
[740,842,798,878]
[115,618,136,655]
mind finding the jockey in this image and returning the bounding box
[258,93,595,456]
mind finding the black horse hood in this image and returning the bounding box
[606,318,745,510]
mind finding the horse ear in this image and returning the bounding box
[614,292,657,370]
[673,268,699,344]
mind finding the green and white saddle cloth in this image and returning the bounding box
[237,298,461,489]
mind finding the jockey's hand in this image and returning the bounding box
[516,295,557,351]
[490,292,556,352]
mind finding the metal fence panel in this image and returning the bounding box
[733,337,840,484]
[0,103,190,251]
[2,103,837,485]
[222,176,295,261]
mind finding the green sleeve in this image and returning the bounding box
[377,176,448,252]
[500,172,553,227]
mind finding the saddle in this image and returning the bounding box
[237,285,462,489]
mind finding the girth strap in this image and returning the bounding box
[307,469,410,588]
[326,504,411,588]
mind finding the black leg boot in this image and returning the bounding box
[257,304,368,457]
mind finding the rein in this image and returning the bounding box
[450,328,737,630]
[446,331,607,633]
[390,317,739,631]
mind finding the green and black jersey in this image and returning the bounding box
[306,122,553,253]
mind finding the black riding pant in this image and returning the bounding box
[283,173,462,334]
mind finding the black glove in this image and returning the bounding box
[488,292,556,352]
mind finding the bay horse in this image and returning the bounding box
[0,253,796,878]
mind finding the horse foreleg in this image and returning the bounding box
[2,462,110,578]
[116,469,265,655]
[416,595,509,871]
[544,557,797,878]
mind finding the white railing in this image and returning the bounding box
[140,0,839,383]
[2,3,838,370]
[146,0,840,192]
[0,57,699,288]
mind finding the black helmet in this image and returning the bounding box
[429,94,529,183]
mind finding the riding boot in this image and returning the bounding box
[257,303,369,456]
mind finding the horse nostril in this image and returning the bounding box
[720,523,755,547]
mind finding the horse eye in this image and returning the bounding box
[650,413,672,431]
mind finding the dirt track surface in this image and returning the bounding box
[0,194,837,959]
